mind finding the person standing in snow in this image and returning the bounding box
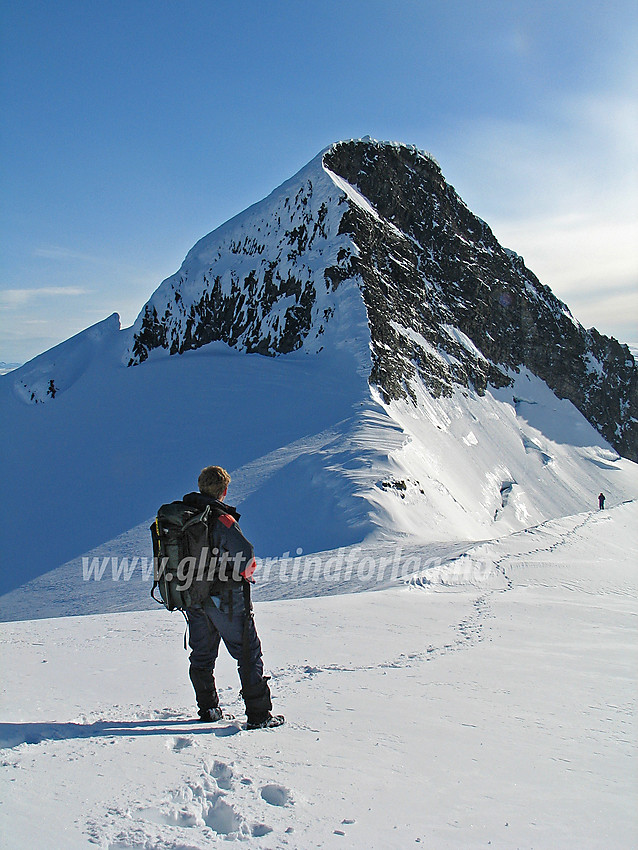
[183,465,284,729]
[598,492,605,510]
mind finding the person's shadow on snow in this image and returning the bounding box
[0,717,240,748]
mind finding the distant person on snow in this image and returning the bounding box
[598,492,605,510]
[183,466,284,729]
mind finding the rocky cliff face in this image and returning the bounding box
[322,140,638,461]
[127,151,365,365]
[128,138,637,461]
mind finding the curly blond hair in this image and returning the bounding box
[198,465,231,499]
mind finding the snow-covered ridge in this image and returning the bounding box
[8,313,122,404]
[125,136,638,460]
[126,150,371,371]
[1,137,636,603]
[2,341,636,613]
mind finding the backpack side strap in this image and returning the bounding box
[241,578,253,670]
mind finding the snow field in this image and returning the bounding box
[2,329,636,619]
[1,502,636,849]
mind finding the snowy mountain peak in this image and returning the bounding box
[126,149,370,373]
[1,138,637,603]
[127,137,637,460]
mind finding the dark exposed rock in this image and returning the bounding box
[128,138,637,461]
[323,140,637,461]
[128,175,356,363]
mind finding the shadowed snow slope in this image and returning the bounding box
[0,502,636,848]
[1,138,637,607]
[0,331,636,616]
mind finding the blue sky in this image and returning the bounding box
[1,0,636,363]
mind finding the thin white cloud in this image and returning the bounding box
[33,246,102,263]
[571,290,638,341]
[435,84,638,341]
[492,214,637,296]
[0,287,91,307]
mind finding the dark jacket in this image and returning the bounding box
[182,492,256,606]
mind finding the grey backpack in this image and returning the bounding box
[150,501,219,611]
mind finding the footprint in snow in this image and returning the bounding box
[203,796,243,835]
[167,736,193,752]
[260,784,293,807]
[252,823,274,836]
[208,759,234,790]
[101,759,287,844]
[135,768,245,836]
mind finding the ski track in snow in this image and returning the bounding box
[4,577,489,850]
[1,503,637,849]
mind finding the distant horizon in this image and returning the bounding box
[2,1,636,363]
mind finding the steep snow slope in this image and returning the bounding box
[2,138,636,606]
[8,313,122,404]
[0,330,378,594]
[1,327,636,605]
[1,339,636,621]
[1,503,636,849]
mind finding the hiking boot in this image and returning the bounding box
[198,707,233,722]
[246,712,285,730]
